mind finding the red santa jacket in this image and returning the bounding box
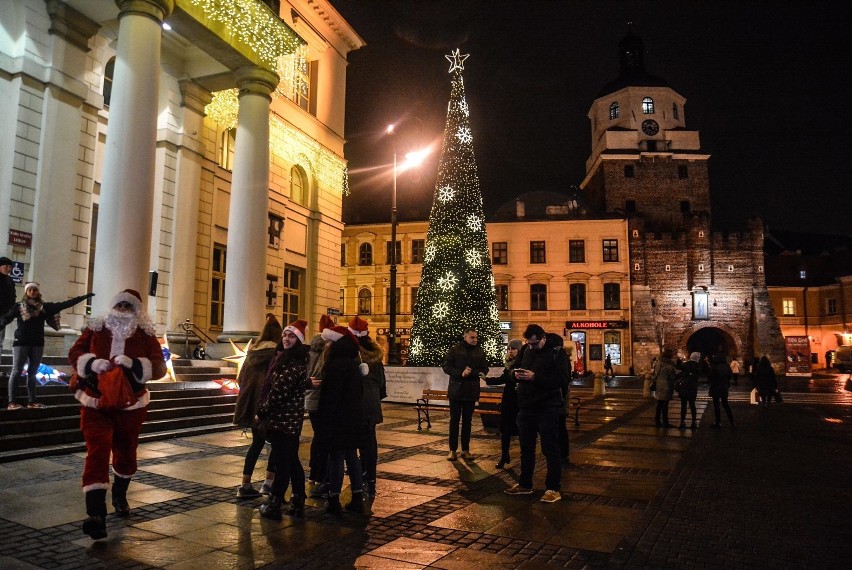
[69,323,166,410]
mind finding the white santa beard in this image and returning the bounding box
[105,310,139,358]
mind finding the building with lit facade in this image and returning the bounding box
[0,0,362,351]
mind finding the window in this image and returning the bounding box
[103,57,115,108]
[604,331,622,365]
[265,275,278,307]
[570,283,587,310]
[281,267,302,325]
[569,240,585,263]
[642,97,655,114]
[530,284,547,310]
[680,201,691,214]
[290,166,307,206]
[339,288,345,312]
[411,239,425,264]
[358,243,372,266]
[385,287,400,314]
[626,200,636,213]
[602,239,619,262]
[782,298,795,316]
[210,243,226,328]
[410,286,418,312]
[530,241,546,264]
[827,298,837,315]
[624,165,634,178]
[289,50,318,115]
[492,242,508,265]
[673,102,679,120]
[495,284,509,311]
[268,214,283,249]
[219,128,236,170]
[603,283,621,309]
[609,101,619,120]
[386,241,401,265]
[340,244,346,266]
[358,288,372,315]
[678,165,688,179]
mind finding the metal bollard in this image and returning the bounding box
[594,372,607,396]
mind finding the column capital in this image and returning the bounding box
[116,0,175,23]
[234,66,280,101]
[178,80,213,116]
[45,0,101,52]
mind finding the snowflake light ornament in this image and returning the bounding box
[433,302,450,319]
[410,338,423,357]
[465,248,482,267]
[458,98,469,117]
[437,271,458,292]
[438,186,455,202]
[466,215,482,231]
[424,243,436,263]
[456,126,472,144]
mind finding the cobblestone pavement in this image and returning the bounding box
[0,386,849,569]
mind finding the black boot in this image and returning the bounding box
[112,476,131,517]
[496,454,510,469]
[326,494,342,515]
[259,495,283,521]
[287,494,305,518]
[345,491,364,514]
[82,489,108,539]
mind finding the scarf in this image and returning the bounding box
[19,298,44,321]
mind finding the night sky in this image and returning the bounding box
[332,1,852,237]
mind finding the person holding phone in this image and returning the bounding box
[442,328,488,461]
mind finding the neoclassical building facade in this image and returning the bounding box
[1,0,362,349]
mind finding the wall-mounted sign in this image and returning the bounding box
[499,321,511,330]
[9,261,25,284]
[8,229,32,248]
[326,308,341,315]
[566,320,628,330]
[376,327,411,336]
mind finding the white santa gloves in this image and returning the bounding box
[114,355,133,369]
[91,359,112,374]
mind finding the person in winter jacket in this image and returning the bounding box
[0,257,16,354]
[709,354,736,428]
[305,314,334,488]
[676,352,701,430]
[3,282,92,409]
[504,324,569,504]
[653,348,677,428]
[233,314,282,499]
[442,328,489,460]
[256,320,310,520]
[754,355,777,408]
[349,316,386,497]
[485,338,522,469]
[68,289,165,540]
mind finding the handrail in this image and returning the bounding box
[179,319,216,359]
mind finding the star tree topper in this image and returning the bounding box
[445,49,469,73]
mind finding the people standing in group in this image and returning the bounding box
[3,282,93,410]
[305,314,334,495]
[256,320,310,520]
[0,257,16,355]
[349,316,386,497]
[68,289,165,540]
[676,352,701,430]
[730,357,741,385]
[504,324,569,504]
[604,354,614,378]
[485,339,522,469]
[754,355,777,409]
[709,354,736,428]
[442,328,489,461]
[232,314,282,499]
[316,325,369,514]
[652,348,677,428]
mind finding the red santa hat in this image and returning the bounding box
[283,319,307,343]
[24,282,40,292]
[348,316,369,337]
[318,314,335,333]
[109,289,143,313]
[322,325,360,346]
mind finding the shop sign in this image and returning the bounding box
[8,229,32,248]
[565,320,628,330]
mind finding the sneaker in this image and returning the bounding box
[540,490,562,503]
[260,482,273,495]
[27,402,46,409]
[459,450,474,460]
[446,450,457,461]
[6,403,22,410]
[236,485,261,499]
[503,484,533,495]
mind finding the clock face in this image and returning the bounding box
[641,119,659,136]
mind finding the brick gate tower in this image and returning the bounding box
[580,27,785,374]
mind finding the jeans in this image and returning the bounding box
[516,406,562,491]
[242,427,275,477]
[360,423,378,482]
[712,394,735,425]
[267,431,304,500]
[679,398,697,423]
[449,399,475,452]
[327,448,362,496]
[654,400,671,425]
[8,345,44,404]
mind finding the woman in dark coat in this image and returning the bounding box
[653,348,677,428]
[708,354,736,428]
[486,338,522,468]
[317,326,369,514]
[256,320,310,520]
[754,355,777,408]
[354,325,386,497]
[676,352,701,430]
[233,314,281,498]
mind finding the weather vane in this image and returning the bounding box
[445,49,469,73]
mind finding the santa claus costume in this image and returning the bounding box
[68,289,166,539]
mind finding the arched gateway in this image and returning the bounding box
[682,323,742,359]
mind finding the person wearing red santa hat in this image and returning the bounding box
[68,289,166,539]
[305,314,335,490]
[350,316,386,497]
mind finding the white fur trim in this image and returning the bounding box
[283,325,305,343]
[138,358,152,383]
[124,390,150,410]
[108,291,142,312]
[77,354,96,377]
[348,327,368,337]
[322,328,343,342]
[112,470,132,479]
[82,482,110,492]
[75,390,100,409]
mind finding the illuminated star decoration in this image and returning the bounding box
[223,339,253,379]
[159,334,178,381]
[445,49,470,73]
[456,126,472,144]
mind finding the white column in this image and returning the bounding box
[91,0,173,315]
[220,66,279,339]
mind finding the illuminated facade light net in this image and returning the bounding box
[408,51,502,366]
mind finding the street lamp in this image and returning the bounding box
[386,124,430,365]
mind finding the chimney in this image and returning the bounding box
[516,200,525,219]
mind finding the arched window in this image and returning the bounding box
[530,284,547,311]
[358,288,372,315]
[672,102,679,120]
[609,102,619,120]
[642,97,655,114]
[290,166,307,206]
[358,243,372,266]
[103,57,115,108]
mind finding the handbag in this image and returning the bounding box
[749,388,759,405]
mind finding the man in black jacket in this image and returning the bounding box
[0,257,16,354]
[505,324,569,503]
[442,328,488,460]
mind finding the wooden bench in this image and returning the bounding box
[414,389,503,431]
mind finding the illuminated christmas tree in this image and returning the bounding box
[408,50,502,367]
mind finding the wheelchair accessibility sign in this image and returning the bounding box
[10,261,25,284]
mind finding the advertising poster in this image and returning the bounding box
[784,336,812,376]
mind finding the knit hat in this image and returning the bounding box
[109,289,143,313]
[348,316,369,337]
[283,319,307,343]
[508,339,523,351]
[0,257,13,267]
[689,352,702,363]
[318,314,335,333]
[24,282,40,292]
[322,325,360,346]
